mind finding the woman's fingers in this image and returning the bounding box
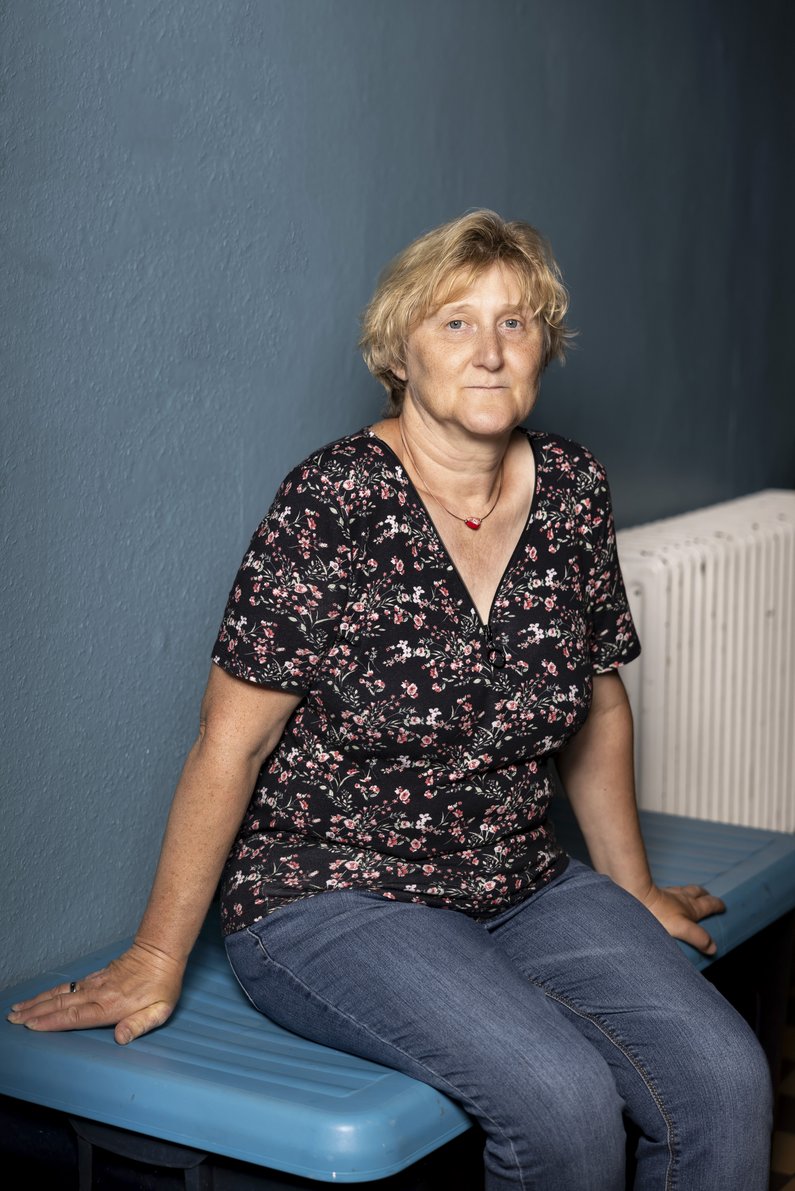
[8,983,95,1023]
[6,945,183,1041]
[115,1002,175,1046]
[9,979,78,1011]
[8,969,125,1030]
[670,885,726,918]
[667,916,718,956]
[648,883,726,922]
[640,883,725,955]
[9,992,110,1031]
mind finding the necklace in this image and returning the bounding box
[398,421,503,531]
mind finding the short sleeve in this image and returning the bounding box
[212,461,351,694]
[584,470,641,674]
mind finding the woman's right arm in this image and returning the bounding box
[7,665,301,1044]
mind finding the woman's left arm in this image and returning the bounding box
[555,671,725,956]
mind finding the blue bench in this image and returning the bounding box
[2,807,794,1187]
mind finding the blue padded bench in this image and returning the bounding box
[2,807,794,1188]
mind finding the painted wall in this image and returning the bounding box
[2,0,793,984]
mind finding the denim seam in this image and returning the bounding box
[529,979,677,1191]
[245,927,528,1191]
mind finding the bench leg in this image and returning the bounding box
[74,1132,93,1191]
[186,1159,214,1190]
[69,1116,213,1189]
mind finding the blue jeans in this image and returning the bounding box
[225,860,772,1190]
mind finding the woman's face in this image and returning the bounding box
[395,262,544,439]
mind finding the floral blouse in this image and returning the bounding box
[212,427,640,935]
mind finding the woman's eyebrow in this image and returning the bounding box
[437,299,526,313]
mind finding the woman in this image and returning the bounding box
[9,211,772,1189]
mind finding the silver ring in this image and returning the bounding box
[69,981,78,994]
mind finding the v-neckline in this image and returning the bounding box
[364,426,541,629]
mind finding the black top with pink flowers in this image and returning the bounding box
[212,427,640,935]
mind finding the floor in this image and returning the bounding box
[771,970,795,1191]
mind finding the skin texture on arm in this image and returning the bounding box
[556,671,725,955]
[7,665,301,1043]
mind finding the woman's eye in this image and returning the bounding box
[503,318,521,329]
[446,319,464,330]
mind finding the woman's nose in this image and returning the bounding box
[473,327,503,369]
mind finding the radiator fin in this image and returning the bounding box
[616,490,795,831]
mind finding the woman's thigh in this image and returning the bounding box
[226,888,626,1191]
[489,859,773,1190]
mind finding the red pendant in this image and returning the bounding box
[465,517,482,530]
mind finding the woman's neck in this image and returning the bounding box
[391,404,512,510]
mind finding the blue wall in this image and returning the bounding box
[2,0,793,983]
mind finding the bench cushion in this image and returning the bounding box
[1,809,794,1183]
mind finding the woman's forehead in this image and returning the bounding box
[428,262,534,313]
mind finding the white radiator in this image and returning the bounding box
[616,490,795,832]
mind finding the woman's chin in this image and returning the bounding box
[454,407,526,439]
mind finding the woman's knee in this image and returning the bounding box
[678,1007,773,1138]
[706,1021,772,1125]
[482,1045,625,1188]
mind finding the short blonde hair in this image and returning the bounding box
[360,209,573,414]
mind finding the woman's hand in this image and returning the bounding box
[640,884,726,956]
[6,940,185,1045]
